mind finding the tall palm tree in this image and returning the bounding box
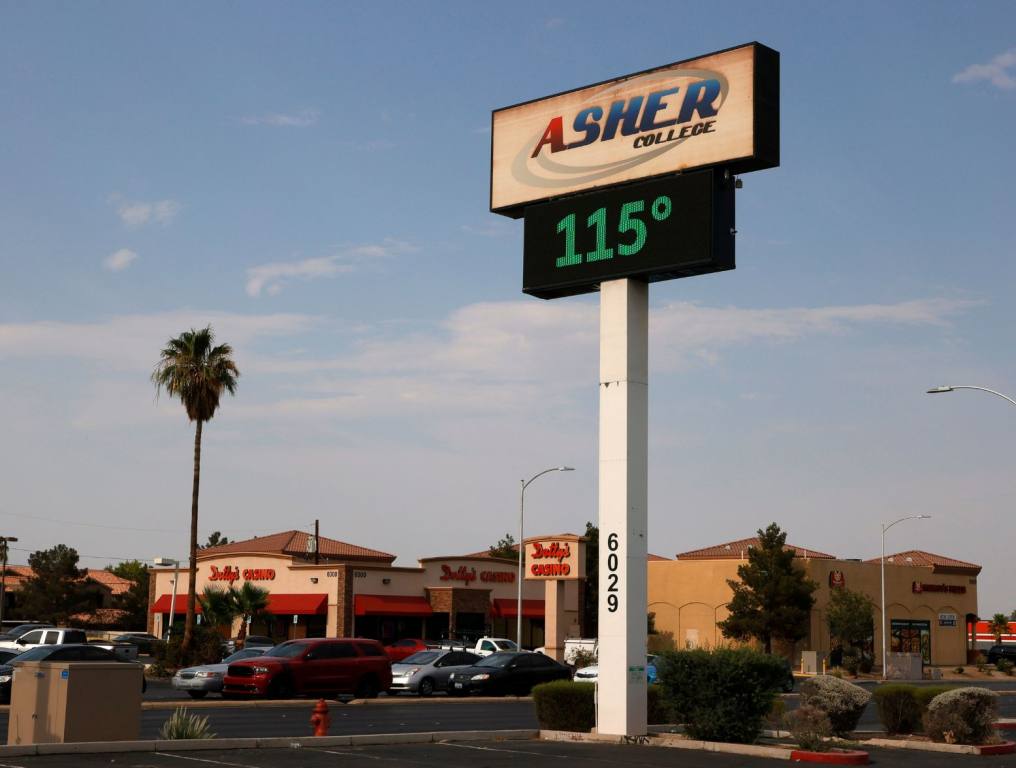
[152,326,239,654]
[230,583,270,645]
[198,586,239,632]
[990,613,1011,644]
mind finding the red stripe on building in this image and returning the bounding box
[266,594,327,615]
[151,595,202,613]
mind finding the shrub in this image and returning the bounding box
[996,658,1014,676]
[799,675,871,736]
[570,649,597,670]
[858,655,873,674]
[766,697,787,729]
[924,687,998,745]
[786,704,832,752]
[841,649,861,676]
[656,647,789,743]
[153,626,224,671]
[159,708,215,740]
[954,667,965,674]
[873,684,922,735]
[913,685,956,711]
[531,681,671,732]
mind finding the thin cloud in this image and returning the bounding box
[240,109,320,127]
[953,48,1016,90]
[245,239,417,298]
[544,18,565,29]
[103,248,138,272]
[111,197,181,228]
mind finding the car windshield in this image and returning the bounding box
[11,647,56,662]
[401,651,439,665]
[263,642,308,659]
[223,648,264,663]
[475,653,515,668]
[493,640,518,650]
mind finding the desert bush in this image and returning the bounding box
[153,626,224,671]
[159,708,215,740]
[786,704,832,752]
[570,649,597,670]
[841,648,861,676]
[924,687,998,745]
[799,675,871,736]
[531,681,670,732]
[656,647,788,743]
[996,658,1014,676]
[873,684,922,734]
[766,697,787,729]
[858,655,873,674]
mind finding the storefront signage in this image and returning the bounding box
[828,570,845,589]
[208,565,276,583]
[912,581,966,594]
[491,43,779,216]
[439,564,516,585]
[525,537,586,580]
[939,613,958,627]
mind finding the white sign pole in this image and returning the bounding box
[596,278,648,737]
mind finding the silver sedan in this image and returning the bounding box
[172,648,266,698]
[390,649,481,696]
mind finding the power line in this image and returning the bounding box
[0,510,296,536]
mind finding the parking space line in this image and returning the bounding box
[313,749,385,760]
[154,753,254,768]
[0,761,25,768]
[438,743,550,757]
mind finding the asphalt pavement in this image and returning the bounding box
[0,738,1003,768]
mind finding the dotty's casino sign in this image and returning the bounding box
[491,43,779,216]
[524,536,586,580]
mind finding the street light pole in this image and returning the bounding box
[0,536,19,629]
[927,385,1016,408]
[881,516,930,679]
[517,466,574,648]
[154,557,180,639]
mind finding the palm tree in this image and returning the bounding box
[198,586,238,631]
[152,326,239,654]
[229,583,270,645]
[990,613,1011,644]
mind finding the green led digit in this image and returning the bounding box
[651,195,673,221]
[618,200,647,256]
[555,213,581,268]
[585,207,614,262]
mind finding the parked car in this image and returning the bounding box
[447,651,570,696]
[172,648,266,698]
[385,638,430,662]
[390,649,481,696]
[0,627,88,652]
[0,623,54,642]
[574,654,659,684]
[112,632,162,654]
[0,650,20,665]
[987,645,1016,665]
[222,635,276,655]
[222,638,392,699]
[0,644,146,703]
[440,637,519,657]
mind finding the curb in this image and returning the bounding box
[0,729,538,758]
[789,749,869,765]
[863,737,1016,755]
[540,730,794,760]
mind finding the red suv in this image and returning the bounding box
[223,638,391,699]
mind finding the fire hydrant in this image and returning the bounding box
[310,698,330,736]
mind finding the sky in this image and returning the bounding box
[2,2,1015,615]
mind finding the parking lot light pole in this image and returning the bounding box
[881,516,930,679]
[0,536,18,629]
[518,467,574,648]
[927,385,1016,408]
[154,557,180,639]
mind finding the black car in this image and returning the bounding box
[112,633,162,654]
[447,651,571,696]
[0,644,146,703]
[987,645,1016,665]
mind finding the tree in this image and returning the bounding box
[230,583,270,644]
[202,532,230,549]
[153,326,239,654]
[488,533,517,560]
[17,545,91,624]
[107,560,150,630]
[989,613,1010,643]
[826,588,875,651]
[581,521,598,637]
[198,586,238,630]
[718,523,818,654]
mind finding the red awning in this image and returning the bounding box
[266,594,327,615]
[354,594,433,617]
[491,598,544,619]
[151,595,202,614]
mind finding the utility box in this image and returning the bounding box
[7,662,142,745]
[800,650,826,675]
[886,652,924,681]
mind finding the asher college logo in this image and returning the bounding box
[515,69,729,189]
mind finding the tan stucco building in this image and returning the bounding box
[648,537,979,667]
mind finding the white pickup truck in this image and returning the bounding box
[0,627,139,660]
[440,637,519,657]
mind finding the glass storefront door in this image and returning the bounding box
[890,619,931,663]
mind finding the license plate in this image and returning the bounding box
[454,682,462,689]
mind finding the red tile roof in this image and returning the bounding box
[199,530,395,563]
[676,537,836,561]
[864,550,981,575]
[0,567,132,594]
[647,553,670,561]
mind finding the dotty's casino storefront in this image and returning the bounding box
[148,530,552,646]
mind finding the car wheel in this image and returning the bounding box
[418,678,435,697]
[268,676,294,699]
[355,675,380,700]
[188,690,208,699]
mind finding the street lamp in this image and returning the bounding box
[881,516,931,679]
[927,385,1016,408]
[0,536,18,629]
[517,466,574,648]
[154,557,180,640]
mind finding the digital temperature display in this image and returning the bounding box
[522,169,734,299]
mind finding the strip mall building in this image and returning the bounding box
[149,529,980,667]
